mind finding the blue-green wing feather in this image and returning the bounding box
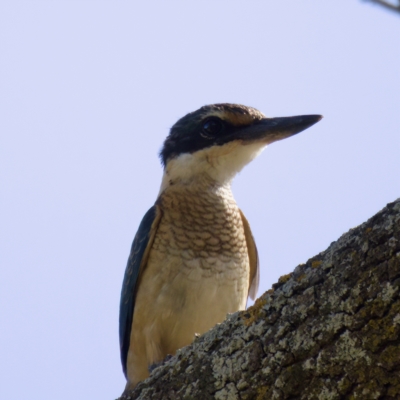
[119,205,160,378]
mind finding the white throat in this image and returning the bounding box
[158,140,266,195]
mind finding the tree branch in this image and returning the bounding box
[366,0,400,14]
[119,198,400,399]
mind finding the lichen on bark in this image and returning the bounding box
[118,199,400,400]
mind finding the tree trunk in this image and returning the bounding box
[119,198,400,400]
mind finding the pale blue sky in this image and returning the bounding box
[1,2,399,399]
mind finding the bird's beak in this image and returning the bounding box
[236,114,323,145]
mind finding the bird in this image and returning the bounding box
[119,103,322,391]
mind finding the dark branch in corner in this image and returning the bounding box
[366,0,400,14]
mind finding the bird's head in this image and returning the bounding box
[159,103,322,190]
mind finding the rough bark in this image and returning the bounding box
[119,198,400,400]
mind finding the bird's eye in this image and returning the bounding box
[202,118,223,137]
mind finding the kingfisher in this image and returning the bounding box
[119,103,322,391]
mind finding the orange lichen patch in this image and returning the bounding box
[365,227,372,233]
[312,260,322,268]
[241,295,268,326]
[296,274,307,282]
[256,386,269,400]
[278,273,293,284]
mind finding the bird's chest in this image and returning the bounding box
[150,187,249,285]
[135,186,250,334]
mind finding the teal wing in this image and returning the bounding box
[119,205,162,378]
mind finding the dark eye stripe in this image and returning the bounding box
[160,111,245,166]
